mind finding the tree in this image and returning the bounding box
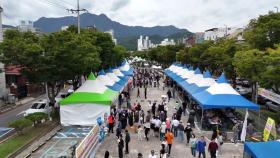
[25,112,48,127]
[244,12,280,50]
[9,119,32,135]
[188,40,213,68]
[259,45,280,93]
[233,49,266,102]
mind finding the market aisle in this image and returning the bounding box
[94,80,243,158]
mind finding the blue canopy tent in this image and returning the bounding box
[178,68,202,93]
[119,60,134,76]
[107,68,127,86]
[244,141,280,158]
[186,70,216,95]
[192,73,259,110]
[97,70,123,92]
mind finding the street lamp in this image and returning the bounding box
[274,6,278,13]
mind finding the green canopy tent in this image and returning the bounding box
[59,72,118,126]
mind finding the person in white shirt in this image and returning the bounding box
[149,150,157,158]
[160,122,166,141]
[154,117,161,137]
[172,118,179,137]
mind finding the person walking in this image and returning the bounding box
[137,125,144,141]
[160,144,167,158]
[107,113,114,134]
[172,117,179,137]
[104,151,110,158]
[144,86,147,99]
[160,122,166,141]
[144,122,150,141]
[118,134,124,158]
[165,129,174,156]
[177,121,185,143]
[216,132,223,156]
[125,130,131,154]
[232,123,239,144]
[197,136,206,158]
[137,87,141,98]
[184,123,192,144]
[167,89,172,101]
[190,134,197,158]
[149,150,157,158]
[208,138,218,158]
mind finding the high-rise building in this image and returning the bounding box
[17,20,40,33]
[105,29,117,45]
[137,35,155,51]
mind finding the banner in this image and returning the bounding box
[258,88,280,104]
[263,117,276,141]
[241,109,249,141]
[76,125,99,158]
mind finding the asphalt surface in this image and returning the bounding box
[0,95,45,127]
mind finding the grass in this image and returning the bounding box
[0,123,53,158]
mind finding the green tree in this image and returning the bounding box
[244,12,280,50]
[9,119,32,135]
[233,49,266,102]
[188,40,213,68]
[259,45,280,93]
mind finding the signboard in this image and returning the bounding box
[258,88,280,104]
[263,117,276,141]
[76,125,99,158]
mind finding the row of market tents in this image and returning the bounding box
[59,61,134,126]
[164,63,259,110]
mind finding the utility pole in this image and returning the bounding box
[67,0,88,34]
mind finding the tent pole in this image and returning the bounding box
[201,108,204,130]
[258,110,260,130]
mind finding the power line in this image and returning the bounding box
[58,0,75,8]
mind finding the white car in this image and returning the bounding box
[23,101,52,117]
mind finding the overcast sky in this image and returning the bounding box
[2,0,279,32]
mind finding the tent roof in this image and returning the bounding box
[87,72,96,80]
[244,141,280,158]
[193,83,259,110]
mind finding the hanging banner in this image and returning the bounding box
[263,117,276,141]
[258,88,280,104]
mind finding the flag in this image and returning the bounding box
[241,109,249,141]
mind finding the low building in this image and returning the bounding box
[185,36,195,47]
[204,27,239,41]
[17,20,41,34]
[160,38,175,46]
[195,32,204,44]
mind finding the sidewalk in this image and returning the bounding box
[15,124,61,158]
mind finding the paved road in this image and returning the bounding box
[0,95,45,127]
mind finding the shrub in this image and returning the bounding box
[9,119,32,135]
[25,112,48,127]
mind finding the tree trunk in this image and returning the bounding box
[251,82,258,103]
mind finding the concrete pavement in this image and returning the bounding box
[95,81,244,158]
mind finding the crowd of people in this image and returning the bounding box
[102,67,225,158]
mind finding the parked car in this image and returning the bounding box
[236,86,250,95]
[23,100,52,117]
[265,101,280,112]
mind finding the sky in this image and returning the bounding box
[1,0,279,32]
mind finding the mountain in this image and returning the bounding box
[33,13,193,50]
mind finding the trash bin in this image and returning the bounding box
[8,94,16,104]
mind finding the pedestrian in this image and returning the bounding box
[149,150,157,158]
[160,122,166,141]
[137,87,140,98]
[144,122,150,141]
[104,150,110,158]
[125,130,130,154]
[177,121,185,143]
[172,117,179,137]
[165,129,174,156]
[167,89,171,101]
[161,137,168,153]
[154,117,161,137]
[232,124,239,144]
[107,113,114,134]
[160,144,167,158]
[184,123,192,144]
[197,136,206,158]
[138,153,143,158]
[137,125,144,141]
[208,138,218,158]
[190,134,197,158]
[182,101,187,116]
[118,134,124,158]
[216,132,223,156]
[165,118,171,132]
[144,86,147,99]
[172,87,176,98]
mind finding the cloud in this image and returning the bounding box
[1,0,279,32]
